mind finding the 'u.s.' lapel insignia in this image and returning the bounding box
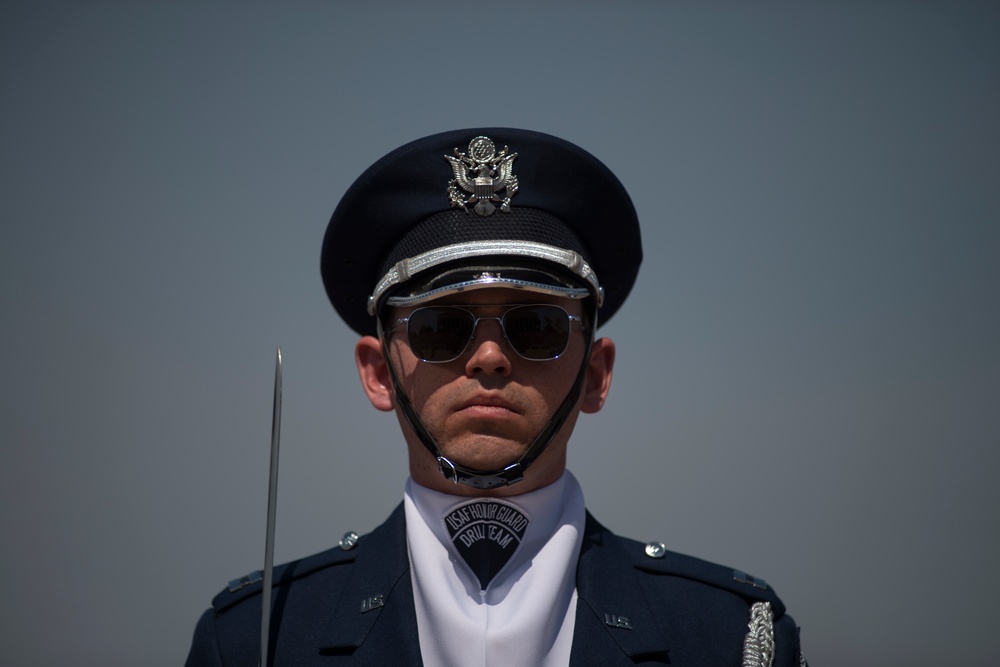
[445,135,519,216]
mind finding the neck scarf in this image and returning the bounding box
[404,471,586,667]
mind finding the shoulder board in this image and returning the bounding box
[619,535,787,617]
[211,535,360,613]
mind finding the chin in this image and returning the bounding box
[442,438,527,471]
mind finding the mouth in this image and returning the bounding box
[455,394,521,417]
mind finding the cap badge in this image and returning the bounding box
[445,135,519,217]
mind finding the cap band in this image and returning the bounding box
[368,240,603,315]
[383,276,590,309]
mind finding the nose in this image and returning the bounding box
[464,317,512,377]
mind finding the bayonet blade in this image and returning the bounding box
[260,347,282,667]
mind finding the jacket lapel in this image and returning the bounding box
[570,512,671,665]
[317,504,424,665]
[309,506,670,665]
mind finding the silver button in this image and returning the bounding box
[339,531,360,550]
[644,541,666,558]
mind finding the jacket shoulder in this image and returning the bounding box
[577,515,806,666]
[186,507,411,666]
[616,533,788,616]
[210,536,359,614]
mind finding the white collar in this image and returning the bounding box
[404,471,586,667]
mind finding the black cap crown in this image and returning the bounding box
[322,128,642,335]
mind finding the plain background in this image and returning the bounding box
[2,2,998,665]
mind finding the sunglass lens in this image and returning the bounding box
[407,307,474,362]
[503,305,571,360]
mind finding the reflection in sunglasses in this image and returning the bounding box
[392,305,585,363]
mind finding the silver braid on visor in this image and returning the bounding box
[367,240,604,315]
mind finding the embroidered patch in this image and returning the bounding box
[443,498,530,590]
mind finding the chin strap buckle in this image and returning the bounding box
[437,457,524,489]
[437,456,459,482]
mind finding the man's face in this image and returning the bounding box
[356,287,614,495]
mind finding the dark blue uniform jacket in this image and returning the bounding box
[186,505,804,665]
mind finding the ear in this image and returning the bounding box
[581,337,615,414]
[355,336,395,412]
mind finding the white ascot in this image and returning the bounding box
[404,471,586,667]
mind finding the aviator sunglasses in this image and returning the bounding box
[386,304,586,363]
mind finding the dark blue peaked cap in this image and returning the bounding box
[322,128,643,336]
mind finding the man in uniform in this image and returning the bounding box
[185,128,807,666]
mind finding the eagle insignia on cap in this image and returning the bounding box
[445,136,519,216]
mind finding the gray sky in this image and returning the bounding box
[2,2,998,665]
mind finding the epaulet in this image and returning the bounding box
[620,536,787,617]
[210,531,362,613]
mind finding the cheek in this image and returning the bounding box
[395,359,460,411]
[385,336,463,412]
[528,373,574,411]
